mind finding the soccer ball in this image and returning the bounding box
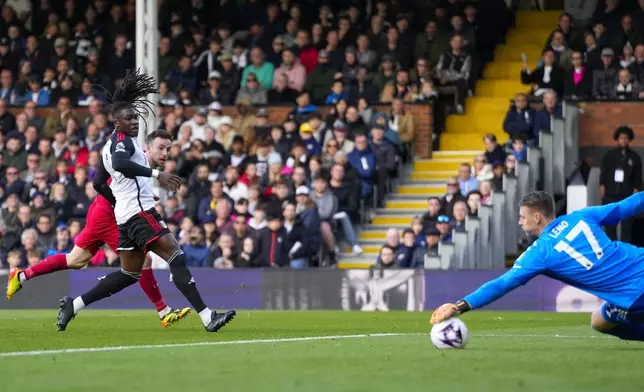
[430,318,469,349]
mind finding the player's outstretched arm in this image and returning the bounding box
[430,245,545,324]
[581,192,644,226]
[93,155,116,206]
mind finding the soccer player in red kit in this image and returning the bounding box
[6,132,190,328]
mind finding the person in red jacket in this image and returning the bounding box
[295,30,318,74]
[62,136,89,174]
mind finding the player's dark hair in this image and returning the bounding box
[147,130,173,143]
[520,191,555,219]
[94,68,158,120]
[613,125,634,141]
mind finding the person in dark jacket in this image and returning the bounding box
[592,48,619,99]
[599,126,642,242]
[370,125,397,206]
[441,178,467,219]
[329,163,360,222]
[563,51,592,100]
[282,202,309,268]
[303,50,336,104]
[410,227,441,268]
[255,214,290,267]
[502,93,535,141]
[520,48,564,97]
[532,90,563,140]
[396,229,417,268]
[421,196,442,232]
[482,134,506,165]
[295,186,324,264]
[347,134,376,199]
[347,66,379,105]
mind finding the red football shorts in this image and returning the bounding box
[74,202,119,254]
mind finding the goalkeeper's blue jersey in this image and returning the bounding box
[464,193,644,311]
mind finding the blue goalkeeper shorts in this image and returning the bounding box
[602,292,644,324]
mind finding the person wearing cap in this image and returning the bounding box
[294,185,324,262]
[179,107,209,142]
[520,48,564,97]
[435,214,453,243]
[255,212,290,267]
[282,202,309,268]
[411,228,441,266]
[45,223,73,258]
[62,136,89,175]
[323,120,355,155]
[599,126,642,242]
[214,115,238,151]
[198,70,222,105]
[268,72,298,104]
[304,48,336,104]
[30,190,55,223]
[299,122,321,157]
[594,48,619,98]
[205,101,225,130]
[216,52,240,105]
[273,47,306,92]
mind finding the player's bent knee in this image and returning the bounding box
[66,247,94,269]
[590,310,614,332]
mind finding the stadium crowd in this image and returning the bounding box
[0,0,512,269]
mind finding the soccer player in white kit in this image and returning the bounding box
[56,69,236,332]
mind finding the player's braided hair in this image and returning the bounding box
[93,68,158,122]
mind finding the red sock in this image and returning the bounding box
[139,268,167,312]
[23,254,68,280]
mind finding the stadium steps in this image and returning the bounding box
[338,11,564,269]
[440,11,561,152]
[337,151,478,269]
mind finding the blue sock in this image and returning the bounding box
[601,324,644,341]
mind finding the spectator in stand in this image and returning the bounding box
[325,80,348,105]
[305,49,335,104]
[376,245,397,268]
[299,122,321,158]
[592,48,619,99]
[458,163,479,195]
[436,34,471,113]
[411,227,441,266]
[348,134,376,200]
[415,20,445,66]
[483,134,506,165]
[347,66,379,105]
[395,229,417,268]
[521,48,564,97]
[599,126,642,242]
[548,13,583,52]
[45,224,73,257]
[273,48,306,92]
[291,91,317,124]
[370,125,397,205]
[533,90,563,139]
[611,68,644,99]
[564,51,592,100]
[503,93,535,142]
[612,14,642,52]
[294,29,318,74]
[421,196,442,232]
[23,75,50,106]
[295,185,324,264]
[546,30,573,70]
[629,44,644,84]
[242,47,274,91]
[3,134,27,171]
[452,201,468,232]
[467,191,482,217]
[181,226,209,267]
[380,69,414,103]
[236,72,268,105]
[217,53,241,105]
[620,43,636,69]
[511,136,528,162]
[436,215,452,243]
[282,202,309,268]
[441,177,467,218]
[268,72,298,104]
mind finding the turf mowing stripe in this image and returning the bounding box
[0,333,409,358]
[475,333,611,339]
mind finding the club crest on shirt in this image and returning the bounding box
[115,142,126,152]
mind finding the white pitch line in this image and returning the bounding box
[0,332,616,358]
[0,333,408,358]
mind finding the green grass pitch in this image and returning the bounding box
[1,310,643,392]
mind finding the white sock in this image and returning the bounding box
[18,272,27,284]
[72,297,86,315]
[198,308,213,326]
[158,306,171,318]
